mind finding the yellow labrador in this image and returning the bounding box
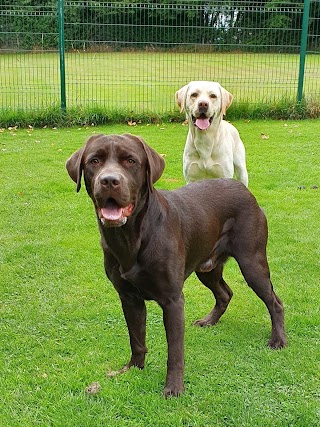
[176,81,248,186]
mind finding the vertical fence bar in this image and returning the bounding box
[58,0,66,112]
[297,0,311,102]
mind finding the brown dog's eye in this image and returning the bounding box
[90,158,100,165]
[127,158,136,165]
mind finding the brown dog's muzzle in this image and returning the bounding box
[93,171,134,228]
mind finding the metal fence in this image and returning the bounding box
[0,1,319,115]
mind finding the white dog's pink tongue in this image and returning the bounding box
[195,118,210,130]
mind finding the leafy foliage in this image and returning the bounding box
[1,1,319,52]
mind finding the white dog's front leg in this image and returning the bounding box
[233,142,249,187]
[184,161,207,183]
[234,161,248,187]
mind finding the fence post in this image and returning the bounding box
[58,0,66,112]
[297,0,311,102]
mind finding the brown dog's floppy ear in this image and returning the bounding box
[125,134,165,192]
[175,84,189,113]
[143,142,165,191]
[66,147,85,192]
[219,84,234,116]
[66,134,104,192]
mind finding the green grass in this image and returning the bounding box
[1,51,320,125]
[0,121,319,426]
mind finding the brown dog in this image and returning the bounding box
[66,133,286,397]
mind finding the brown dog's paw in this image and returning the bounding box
[193,314,218,327]
[163,384,184,398]
[268,336,287,349]
[163,372,184,398]
[193,318,213,327]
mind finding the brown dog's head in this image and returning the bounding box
[66,134,165,227]
[175,81,233,131]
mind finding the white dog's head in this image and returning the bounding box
[175,81,233,131]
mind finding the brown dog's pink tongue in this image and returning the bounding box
[195,118,210,130]
[100,204,134,221]
[101,206,122,221]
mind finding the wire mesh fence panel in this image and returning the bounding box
[0,1,319,114]
[0,4,60,110]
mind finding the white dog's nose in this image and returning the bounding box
[198,101,208,109]
[198,101,209,113]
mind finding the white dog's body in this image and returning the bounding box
[176,81,248,186]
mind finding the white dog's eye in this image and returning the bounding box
[210,94,217,99]
[190,92,198,98]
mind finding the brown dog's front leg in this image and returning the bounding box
[120,296,148,370]
[161,295,185,397]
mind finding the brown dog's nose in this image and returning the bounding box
[99,174,121,187]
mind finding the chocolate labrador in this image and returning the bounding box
[66,133,286,397]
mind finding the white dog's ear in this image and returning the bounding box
[220,85,234,116]
[175,84,189,113]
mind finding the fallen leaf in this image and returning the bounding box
[261,133,269,140]
[107,365,130,378]
[85,381,101,395]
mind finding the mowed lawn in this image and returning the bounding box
[1,52,320,112]
[0,120,319,426]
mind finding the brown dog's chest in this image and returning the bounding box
[107,255,181,303]
[103,231,186,304]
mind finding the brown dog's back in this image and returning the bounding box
[158,179,266,278]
